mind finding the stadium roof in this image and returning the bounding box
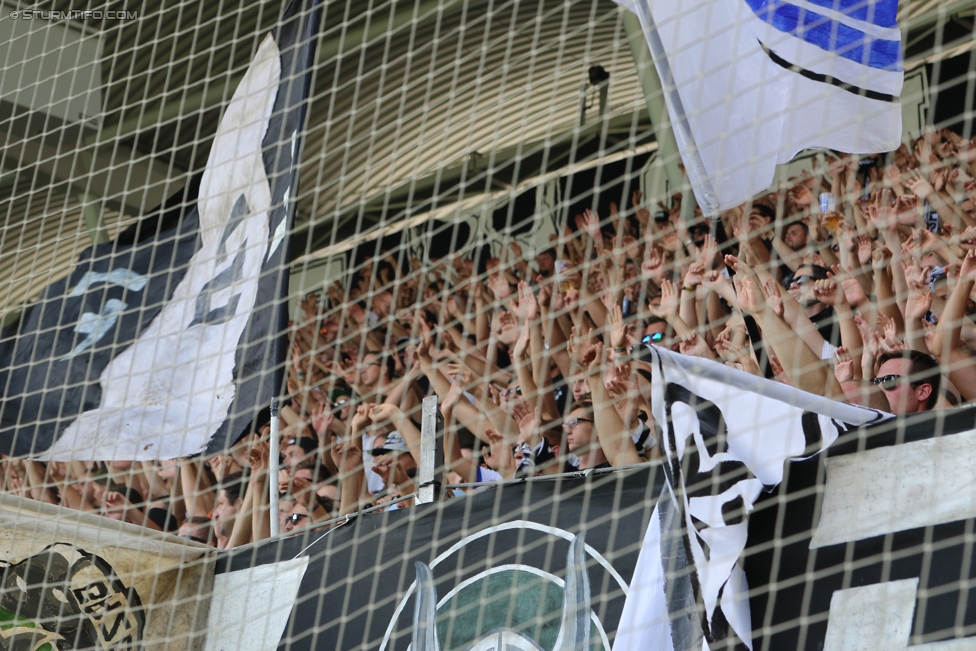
[1,0,974,318]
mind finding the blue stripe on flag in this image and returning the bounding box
[801,0,898,28]
[747,0,901,71]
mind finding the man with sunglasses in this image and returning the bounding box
[872,350,941,414]
[787,264,838,347]
[642,317,668,349]
[283,503,311,533]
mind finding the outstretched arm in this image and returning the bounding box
[727,255,846,400]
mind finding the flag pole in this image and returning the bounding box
[269,397,280,537]
[417,396,438,504]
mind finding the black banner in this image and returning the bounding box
[215,405,976,651]
[219,470,665,651]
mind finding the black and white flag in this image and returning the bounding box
[0,0,322,460]
[614,347,888,651]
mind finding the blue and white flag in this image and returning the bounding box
[615,0,903,213]
[0,0,322,460]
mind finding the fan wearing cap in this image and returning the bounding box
[329,403,421,514]
[366,403,423,508]
[281,435,319,469]
[367,431,418,509]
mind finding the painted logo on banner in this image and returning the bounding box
[0,544,143,651]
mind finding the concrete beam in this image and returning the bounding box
[0,125,183,218]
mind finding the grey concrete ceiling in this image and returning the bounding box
[0,0,972,318]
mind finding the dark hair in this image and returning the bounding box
[751,203,776,222]
[785,220,809,235]
[295,457,333,482]
[365,351,397,381]
[569,398,593,414]
[541,422,563,448]
[286,436,319,458]
[877,350,941,409]
[795,264,830,281]
[219,471,248,503]
[315,494,336,518]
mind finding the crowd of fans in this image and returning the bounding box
[3,129,976,547]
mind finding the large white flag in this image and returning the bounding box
[614,347,888,650]
[615,0,903,213]
[0,0,322,460]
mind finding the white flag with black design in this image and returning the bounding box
[613,347,888,651]
[0,0,322,460]
[613,0,902,213]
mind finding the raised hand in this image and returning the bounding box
[856,236,874,266]
[871,246,891,273]
[833,347,855,383]
[564,287,580,312]
[677,331,713,359]
[868,189,899,231]
[350,404,372,433]
[536,277,553,310]
[715,338,761,376]
[813,278,841,305]
[726,255,767,317]
[513,280,539,322]
[702,269,730,293]
[416,320,434,363]
[330,433,363,475]
[248,440,271,475]
[906,280,933,321]
[650,279,680,320]
[577,209,604,246]
[697,233,719,268]
[511,401,541,437]
[683,263,706,289]
[641,246,666,282]
[568,325,598,370]
[633,189,650,225]
[762,277,785,317]
[608,304,629,350]
[441,379,464,417]
[311,402,334,438]
[789,180,814,208]
[368,403,401,426]
[905,167,933,199]
[281,476,314,507]
[961,249,976,282]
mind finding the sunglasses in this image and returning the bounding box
[871,374,916,391]
[790,275,814,287]
[286,513,309,526]
[179,534,210,545]
[642,332,665,345]
[562,417,593,431]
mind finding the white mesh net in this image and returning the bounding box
[0,1,975,650]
